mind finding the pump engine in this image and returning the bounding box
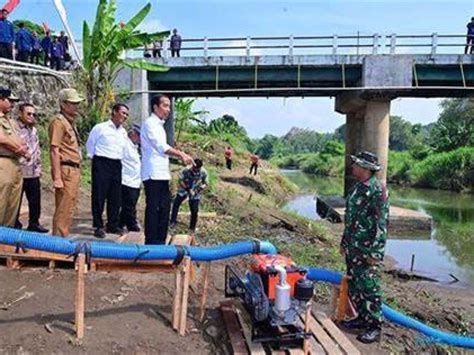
[225,255,314,347]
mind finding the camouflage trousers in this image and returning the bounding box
[346,256,383,328]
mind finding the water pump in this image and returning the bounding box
[225,255,314,347]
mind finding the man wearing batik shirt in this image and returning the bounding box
[15,103,48,233]
[170,158,207,233]
[339,151,389,344]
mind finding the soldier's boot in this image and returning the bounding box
[339,317,367,330]
[356,327,381,344]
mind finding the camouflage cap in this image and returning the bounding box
[350,151,381,171]
[58,88,84,103]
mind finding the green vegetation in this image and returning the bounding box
[257,99,474,192]
[80,0,169,128]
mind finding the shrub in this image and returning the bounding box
[387,151,416,184]
[410,147,474,192]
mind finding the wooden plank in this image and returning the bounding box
[221,300,249,355]
[75,254,86,339]
[199,262,211,322]
[178,211,217,219]
[313,312,361,355]
[233,301,266,355]
[172,266,183,331]
[302,315,342,355]
[303,305,311,355]
[171,234,193,246]
[0,244,71,262]
[296,316,324,355]
[179,257,191,336]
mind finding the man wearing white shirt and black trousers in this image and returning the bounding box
[141,95,194,245]
[120,124,142,232]
[86,103,128,239]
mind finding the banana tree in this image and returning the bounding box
[175,98,208,144]
[82,0,169,120]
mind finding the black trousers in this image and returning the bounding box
[249,163,258,175]
[30,49,41,65]
[152,49,161,58]
[17,50,30,62]
[170,194,200,231]
[465,36,474,54]
[144,179,171,245]
[0,43,13,59]
[15,177,41,227]
[171,49,180,57]
[91,156,122,230]
[225,158,232,170]
[120,185,140,229]
[50,56,62,70]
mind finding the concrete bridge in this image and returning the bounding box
[118,33,474,193]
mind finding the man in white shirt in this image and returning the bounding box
[141,94,194,244]
[86,103,128,238]
[119,124,141,232]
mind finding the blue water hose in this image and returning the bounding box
[306,267,474,349]
[0,227,472,348]
[0,227,277,261]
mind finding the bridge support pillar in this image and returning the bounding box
[337,95,390,195]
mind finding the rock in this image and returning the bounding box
[205,325,219,338]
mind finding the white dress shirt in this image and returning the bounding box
[141,113,172,181]
[86,120,127,160]
[122,137,141,189]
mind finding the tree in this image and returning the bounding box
[429,98,474,152]
[174,98,207,143]
[389,116,417,151]
[81,0,169,122]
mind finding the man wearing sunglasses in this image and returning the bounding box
[14,103,48,233]
[0,88,30,227]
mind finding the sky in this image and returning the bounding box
[9,0,474,138]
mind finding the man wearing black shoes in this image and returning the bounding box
[15,103,48,233]
[339,151,389,344]
[86,103,128,238]
[119,124,142,232]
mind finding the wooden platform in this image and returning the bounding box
[221,300,360,355]
[0,233,212,339]
[317,196,432,232]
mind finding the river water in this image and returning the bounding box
[281,170,474,288]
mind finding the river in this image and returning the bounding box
[281,170,474,288]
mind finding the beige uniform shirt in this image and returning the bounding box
[48,113,81,164]
[0,112,22,159]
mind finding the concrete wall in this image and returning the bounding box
[0,68,70,119]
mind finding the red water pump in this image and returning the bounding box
[225,254,314,346]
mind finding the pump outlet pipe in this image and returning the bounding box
[306,267,474,349]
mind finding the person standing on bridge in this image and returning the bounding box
[141,94,194,245]
[170,29,182,57]
[465,17,474,54]
[339,151,389,344]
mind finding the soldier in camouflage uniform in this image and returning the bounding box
[339,151,389,344]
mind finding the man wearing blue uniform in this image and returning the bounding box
[0,9,15,59]
[40,32,52,66]
[15,23,33,62]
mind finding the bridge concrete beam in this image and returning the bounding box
[342,97,390,195]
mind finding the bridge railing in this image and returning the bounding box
[132,33,473,58]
